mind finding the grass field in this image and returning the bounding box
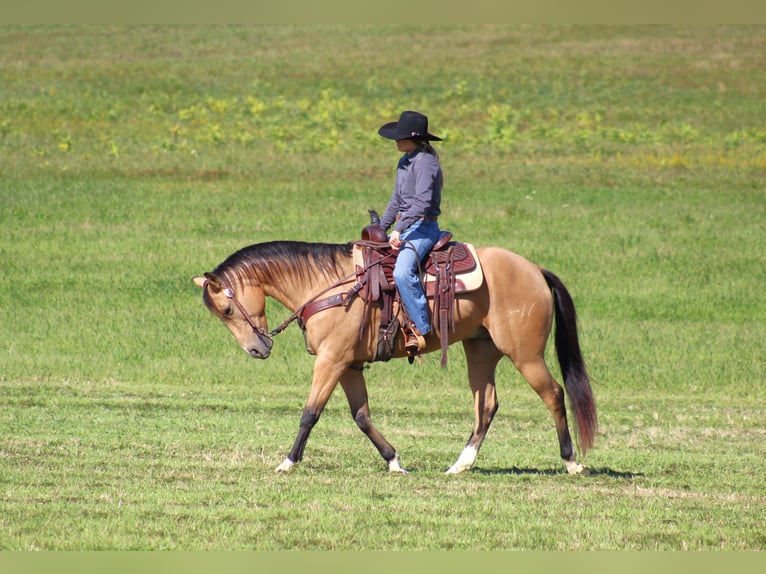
[1,25,765,550]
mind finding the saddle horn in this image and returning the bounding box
[362,209,387,243]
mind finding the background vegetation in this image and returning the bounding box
[1,25,764,550]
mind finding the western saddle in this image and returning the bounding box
[352,211,483,367]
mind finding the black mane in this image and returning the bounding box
[213,240,354,287]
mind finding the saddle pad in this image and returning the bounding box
[423,243,483,295]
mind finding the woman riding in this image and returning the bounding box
[377,110,444,355]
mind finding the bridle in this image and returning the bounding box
[215,270,359,350]
[221,282,320,357]
[221,285,276,352]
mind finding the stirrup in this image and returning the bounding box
[405,328,426,356]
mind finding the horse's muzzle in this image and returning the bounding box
[248,347,271,359]
[246,329,274,359]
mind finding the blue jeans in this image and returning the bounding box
[393,220,441,335]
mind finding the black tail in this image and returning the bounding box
[541,268,598,456]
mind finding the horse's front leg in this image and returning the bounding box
[339,366,406,474]
[275,355,347,473]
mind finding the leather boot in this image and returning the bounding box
[405,325,426,356]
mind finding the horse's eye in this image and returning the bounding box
[223,306,234,317]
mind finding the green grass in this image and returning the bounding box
[1,25,765,550]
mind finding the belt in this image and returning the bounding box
[397,214,438,222]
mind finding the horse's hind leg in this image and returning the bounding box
[514,357,584,474]
[339,366,406,473]
[446,337,503,474]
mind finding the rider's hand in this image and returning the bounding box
[389,230,402,252]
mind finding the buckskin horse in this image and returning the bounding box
[193,234,597,475]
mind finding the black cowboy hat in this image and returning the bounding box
[378,110,442,141]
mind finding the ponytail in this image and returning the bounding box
[416,141,439,159]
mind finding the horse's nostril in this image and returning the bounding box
[248,347,270,359]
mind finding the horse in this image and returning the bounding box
[192,239,597,475]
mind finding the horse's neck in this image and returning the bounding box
[261,257,355,313]
[261,282,313,314]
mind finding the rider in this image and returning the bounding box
[377,110,443,355]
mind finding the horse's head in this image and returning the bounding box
[193,272,274,359]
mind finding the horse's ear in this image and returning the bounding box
[203,272,224,293]
[193,276,207,289]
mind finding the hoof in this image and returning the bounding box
[446,445,477,474]
[388,454,408,474]
[445,463,470,475]
[564,460,588,475]
[275,458,295,473]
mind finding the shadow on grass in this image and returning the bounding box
[472,466,643,479]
